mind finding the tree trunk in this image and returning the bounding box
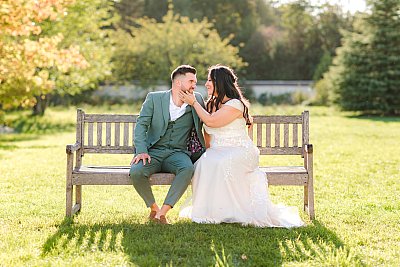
[32,95,48,116]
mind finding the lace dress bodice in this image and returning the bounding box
[204,99,253,148]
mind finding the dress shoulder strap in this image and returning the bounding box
[224,99,244,112]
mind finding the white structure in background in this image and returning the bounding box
[245,80,314,98]
[97,80,314,100]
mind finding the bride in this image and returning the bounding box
[178,65,304,227]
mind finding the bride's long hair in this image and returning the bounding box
[206,65,251,125]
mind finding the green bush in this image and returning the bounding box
[312,79,332,106]
[257,92,308,106]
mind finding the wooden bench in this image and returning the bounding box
[66,109,314,219]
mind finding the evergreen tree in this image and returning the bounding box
[363,0,400,114]
[321,0,400,114]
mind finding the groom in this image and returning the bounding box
[129,65,205,224]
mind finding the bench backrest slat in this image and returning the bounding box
[84,147,134,154]
[76,110,309,156]
[275,123,280,147]
[97,122,102,146]
[266,123,271,147]
[253,115,302,124]
[85,114,137,123]
[302,111,309,145]
[259,147,302,154]
[257,124,262,147]
[88,122,94,146]
[106,122,111,146]
[76,109,84,167]
[284,123,289,147]
[115,122,120,146]
[293,123,298,147]
[123,122,129,146]
[251,113,308,155]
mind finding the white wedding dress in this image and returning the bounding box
[180,99,304,227]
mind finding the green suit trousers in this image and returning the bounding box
[129,147,194,207]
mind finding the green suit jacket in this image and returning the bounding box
[134,90,206,157]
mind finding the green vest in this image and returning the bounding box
[153,106,193,153]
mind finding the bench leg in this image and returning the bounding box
[308,183,315,220]
[303,185,315,220]
[66,153,73,217]
[303,185,308,212]
[66,185,82,216]
[66,184,73,217]
[304,146,315,220]
[74,185,82,214]
[304,185,315,220]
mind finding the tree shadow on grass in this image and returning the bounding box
[0,113,74,152]
[42,217,364,266]
[0,134,58,153]
[0,135,38,159]
[346,115,400,123]
[0,134,39,144]
[11,114,75,134]
[0,143,19,151]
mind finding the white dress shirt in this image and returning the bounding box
[169,94,188,121]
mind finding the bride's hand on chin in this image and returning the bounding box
[179,91,193,104]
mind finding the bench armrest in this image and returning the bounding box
[66,142,81,154]
[304,144,313,154]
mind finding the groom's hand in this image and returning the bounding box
[131,153,151,165]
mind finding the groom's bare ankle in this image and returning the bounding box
[150,203,160,212]
[156,204,171,217]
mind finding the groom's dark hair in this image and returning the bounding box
[171,65,196,81]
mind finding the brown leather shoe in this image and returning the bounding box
[149,211,158,222]
[159,215,170,225]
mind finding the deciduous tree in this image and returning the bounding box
[0,0,88,113]
[112,5,245,86]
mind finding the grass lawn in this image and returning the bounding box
[1,104,399,266]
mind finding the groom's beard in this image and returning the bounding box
[180,86,195,93]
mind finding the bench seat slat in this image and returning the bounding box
[267,175,308,185]
[262,166,308,185]
[261,166,307,173]
[73,166,174,185]
[83,147,302,155]
[72,166,308,186]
